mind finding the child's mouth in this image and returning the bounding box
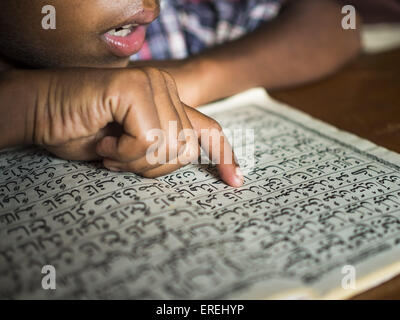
[102,23,147,58]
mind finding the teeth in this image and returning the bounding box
[108,29,131,37]
[122,23,138,29]
[107,23,139,37]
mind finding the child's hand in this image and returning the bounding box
[32,68,243,187]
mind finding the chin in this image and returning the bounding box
[64,53,132,69]
[72,58,129,69]
[105,56,131,68]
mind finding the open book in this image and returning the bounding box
[1,88,400,299]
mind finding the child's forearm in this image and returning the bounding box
[198,0,361,91]
[0,70,45,149]
[139,0,362,106]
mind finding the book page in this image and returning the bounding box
[1,88,400,299]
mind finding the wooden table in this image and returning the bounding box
[270,48,400,299]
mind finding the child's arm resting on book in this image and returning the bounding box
[0,68,243,187]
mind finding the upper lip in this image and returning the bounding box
[102,8,160,35]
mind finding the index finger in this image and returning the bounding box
[184,105,244,188]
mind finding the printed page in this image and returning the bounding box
[2,88,400,299]
[194,89,400,299]
[0,148,199,299]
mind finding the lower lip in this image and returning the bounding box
[102,25,147,57]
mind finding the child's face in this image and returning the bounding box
[0,0,159,68]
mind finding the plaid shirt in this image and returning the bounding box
[131,0,283,61]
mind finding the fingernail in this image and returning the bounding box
[236,167,243,179]
[234,154,240,167]
[232,167,244,187]
[108,167,121,172]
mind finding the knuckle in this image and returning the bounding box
[108,69,148,91]
[132,68,150,85]
[142,66,162,79]
[208,119,223,133]
[211,119,223,131]
[161,71,179,95]
[104,69,153,110]
[161,70,175,84]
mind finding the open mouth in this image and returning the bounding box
[106,23,139,37]
[102,22,147,58]
[101,8,159,58]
